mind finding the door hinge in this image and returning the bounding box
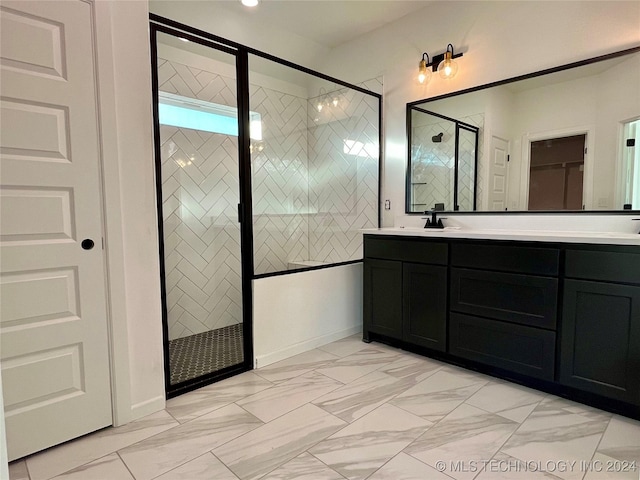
[627,138,636,147]
[507,154,510,162]
[237,203,243,223]
[584,147,588,154]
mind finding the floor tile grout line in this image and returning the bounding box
[303,451,350,480]
[212,402,348,480]
[462,397,541,424]
[233,378,345,424]
[165,374,276,424]
[582,415,614,480]
[398,450,458,480]
[23,417,179,480]
[486,396,613,480]
[480,396,544,465]
[118,406,264,480]
[24,459,32,480]
[116,451,137,480]
[146,451,217,480]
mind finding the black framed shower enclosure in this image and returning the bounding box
[149,15,382,397]
[406,107,479,213]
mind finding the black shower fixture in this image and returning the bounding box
[432,132,444,143]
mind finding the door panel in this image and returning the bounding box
[403,263,447,351]
[154,31,246,391]
[560,280,640,404]
[363,259,402,340]
[0,0,112,460]
[488,136,508,211]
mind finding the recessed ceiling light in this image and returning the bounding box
[241,0,259,7]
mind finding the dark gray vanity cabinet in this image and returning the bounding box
[403,262,447,350]
[363,234,640,418]
[363,236,447,350]
[559,248,640,404]
[448,243,559,380]
[363,258,403,339]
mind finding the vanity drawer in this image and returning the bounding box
[450,268,558,329]
[452,243,559,276]
[364,236,447,265]
[565,249,640,285]
[449,313,556,381]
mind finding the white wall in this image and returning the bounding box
[597,54,640,207]
[313,1,640,226]
[253,264,363,367]
[150,0,330,69]
[1,369,8,479]
[97,1,165,419]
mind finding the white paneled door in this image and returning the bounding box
[0,0,112,460]
[488,135,509,211]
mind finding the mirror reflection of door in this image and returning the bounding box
[528,134,585,210]
[622,119,640,209]
[488,136,509,211]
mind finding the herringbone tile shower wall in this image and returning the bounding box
[411,113,484,211]
[307,84,380,264]
[250,85,310,274]
[159,57,243,341]
[159,55,380,338]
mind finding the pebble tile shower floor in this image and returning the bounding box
[9,335,640,480]
[168,324,244,385]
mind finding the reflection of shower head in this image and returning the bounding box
[432,132,443,143]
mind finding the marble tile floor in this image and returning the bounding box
[9,335,640,480]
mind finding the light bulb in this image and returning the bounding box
[332,97,339,107]
[417,59,431,85]
[437,51,458,79]
[316,102,323,112]
[241,0,259,6]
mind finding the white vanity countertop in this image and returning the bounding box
[362,227,640,246]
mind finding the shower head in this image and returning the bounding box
[432,132,443,143]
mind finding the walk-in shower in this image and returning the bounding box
[150,17,381,396]
[408,108,479,212]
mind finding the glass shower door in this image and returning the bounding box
[153,30,246,392]
[456,125,478,211]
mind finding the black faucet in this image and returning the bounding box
[424,210,445,229]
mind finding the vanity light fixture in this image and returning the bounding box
[418,53,432,84]
[316,88,327,112]
[241,0,259,7]
[418,44,463,81]
[437,44,461,79]
[314,87,342,112]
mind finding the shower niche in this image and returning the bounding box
[408,108,479,212]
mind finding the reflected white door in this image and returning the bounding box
[0,0,112,460]
[488,135,509,210]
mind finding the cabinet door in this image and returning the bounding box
[560,280,640,405]
[364,259,402,340]
[403,263,447,351]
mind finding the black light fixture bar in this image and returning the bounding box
[426,44,463,72]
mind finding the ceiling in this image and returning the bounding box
[197,0,432,48]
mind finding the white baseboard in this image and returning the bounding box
[130,395,165,421]
[255,325,362,368]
